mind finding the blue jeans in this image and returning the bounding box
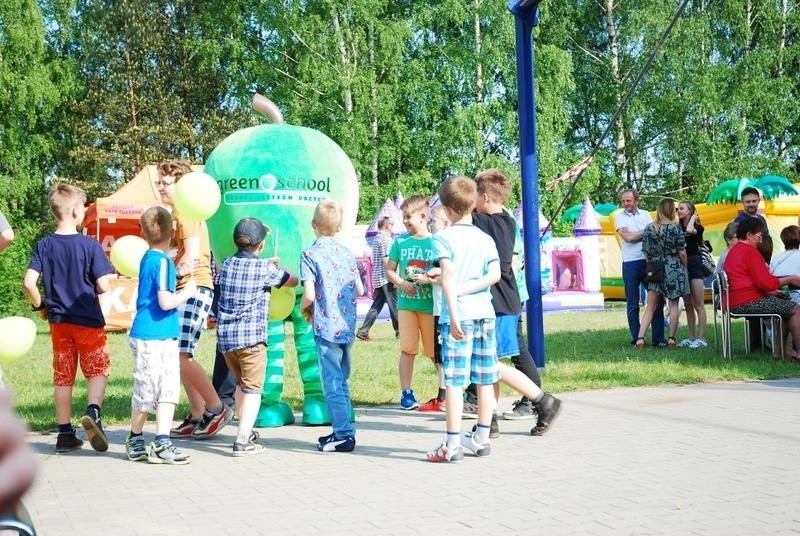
[316,337,355,439]
[622,260,665,344]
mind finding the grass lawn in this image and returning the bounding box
[6,304,799,431]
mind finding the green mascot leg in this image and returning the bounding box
[255,320,296,427]
[291,304,331,425]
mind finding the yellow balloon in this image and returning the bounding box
[174,171,222,221]
[269,286,295,322]
[0,316,37,364]
[110,235,149,277]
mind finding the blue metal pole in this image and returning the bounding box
[508,1,545,368]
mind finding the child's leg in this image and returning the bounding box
[87,376,107,409]
[445,385,464,444]
[54,386,74,425]
[236,390,261,443]
[131,409,148,435]
[180,358,222,417]
[317,339,355,439]
[497,362,544,401]
[50,323,79,427]
[398,351,415,391]
[397,310,418,392]
[474,383,496,443]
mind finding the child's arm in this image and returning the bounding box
[157,279,197,311]
[176,236,200,277]
[355,274,365,296]
[299,279,315,315]
[440,258,463,340]
[95,274,112,294]
[22,269,42,309]
[386,259,417,297]
[457,261,501,297]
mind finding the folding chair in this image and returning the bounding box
[717,271,785,360]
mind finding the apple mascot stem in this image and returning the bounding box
[205,94,359,426]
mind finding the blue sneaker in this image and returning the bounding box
[400,390,419,410]
[317,432,356,452]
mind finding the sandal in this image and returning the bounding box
[667,337,677,348]
[634,337,645,349]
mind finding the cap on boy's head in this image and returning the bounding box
[234,217,270,249]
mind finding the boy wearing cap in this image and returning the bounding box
[217,217,298,456]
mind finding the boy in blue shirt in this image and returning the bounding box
[217,218,297,456]
[23,183,114,454]
[127,206,197,464]
[300,200,364,453]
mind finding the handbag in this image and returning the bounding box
[699,241,715,277]
[646,259,665,283]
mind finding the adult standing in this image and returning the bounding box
[0,210,13,253]
[677,201,708,348]
[356,217,399,340]
[615,189,666,347]
[635,198,690,349]
[155,161,232,439]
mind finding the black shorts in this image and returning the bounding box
[686,254,704,281]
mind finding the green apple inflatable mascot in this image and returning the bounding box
[205,94,359,426]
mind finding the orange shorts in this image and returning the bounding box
[398,310,434,357]
[50,323,111,387]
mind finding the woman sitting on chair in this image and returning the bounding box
[723,217,800,361]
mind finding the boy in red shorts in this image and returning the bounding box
[23,183,114,453]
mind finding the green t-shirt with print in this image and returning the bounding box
[388,233,434,313]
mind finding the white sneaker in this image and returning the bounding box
[678,338,694,347]
[690,339,708,348]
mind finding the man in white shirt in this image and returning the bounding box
[615,189,666,347]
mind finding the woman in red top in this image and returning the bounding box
[723,217,800,360]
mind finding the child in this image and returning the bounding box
[217,218,298,456]
[23,183,114,453]
[300,200,364,452]
[416,205,450,412]
[386,195,437,410]
[155,161,233,440]
[427,175,501,462]
[126,207,196,464]
[472,169,558,436]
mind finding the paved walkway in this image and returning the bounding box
[23,379,800,535]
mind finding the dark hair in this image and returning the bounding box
[780,225,800,250]
[740,187,760,199]
[757,234,773,264]
[735,216,764,239]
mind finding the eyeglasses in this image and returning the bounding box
[155,180,175,187]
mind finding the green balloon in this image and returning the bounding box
[205,124,359,279]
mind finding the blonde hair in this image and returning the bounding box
[313,199,343,236]
[140,206,173,244]
[655,198,677,226]
[400,195,429,216]
[49,183,86,220]
[475,168,511,204]
[157,161,192,182]
[438,175,477,217]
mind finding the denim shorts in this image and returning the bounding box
[441,319,499,388]
[686,254,704,281]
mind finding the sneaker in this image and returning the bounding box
[55,431,83,453]
[125,434,148,462]
[461,432,492,457]
[531,393,563,436]
[192,405,234,439]
[439,400,447,413]
[677,338,694,348]
[356,332,372,341]
[690,339,708,348]
[148,440,191,465]
[79,413,109,452]
[471,418,500,439]
[418,398,444,412]
[170,414,199,438]
[317,432,356,452]
[426,443,463,463]
[462,396,479,419]
[400,390,419,411]
[502,397,537,420]
[233,430,266,457]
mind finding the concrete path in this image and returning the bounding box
[23,379,800,535]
